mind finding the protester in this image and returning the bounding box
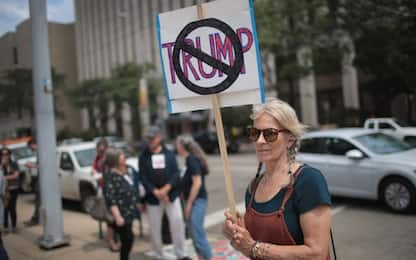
[1,148,20,234]
[139,126,190,260]
[92,138,120,252]
[0,167,9,259]
[24,138,40,226]
[103,148,140,260]
[223,98,332,259]
[176,135,213,260]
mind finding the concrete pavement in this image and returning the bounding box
[3,193,244,260]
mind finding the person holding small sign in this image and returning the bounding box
[223,99,332,259]
[139,126,190,260]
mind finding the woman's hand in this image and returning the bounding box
[115,215,125,227]
[223,211,254,256]
[184,202,192,220]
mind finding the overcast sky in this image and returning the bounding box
[0,0,75,37]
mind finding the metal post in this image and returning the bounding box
[29,0,70,249]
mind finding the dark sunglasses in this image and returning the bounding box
[247,127,289,142]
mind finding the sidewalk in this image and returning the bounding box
[3,194,246,260]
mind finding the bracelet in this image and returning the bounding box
[249,241,258,258]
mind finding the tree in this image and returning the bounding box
[339,0,416,119]
[0,67,66,119]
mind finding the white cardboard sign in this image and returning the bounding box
[157,0,265,113]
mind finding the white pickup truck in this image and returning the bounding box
[364,118,416,145]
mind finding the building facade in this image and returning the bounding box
[0,20,81,140]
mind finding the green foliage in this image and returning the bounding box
[0,67,65,119]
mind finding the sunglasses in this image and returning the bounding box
[247,127,289,143]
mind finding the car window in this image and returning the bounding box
[74,148,96,168]
[367,122,374,129]
[299,138,328,154]
[328,138,357,156]
[354,133,411,154]
[379,122,395,130]
[60,152,74,170]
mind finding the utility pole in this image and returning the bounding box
[29,0,70,249]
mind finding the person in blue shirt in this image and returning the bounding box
[176,135,212,260]
[139,126,190,260]
[223,98,332,259]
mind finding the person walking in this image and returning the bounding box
[139,126,190,260]
[24,138,40,226]
[1,148,20,233]
[103,148,141,260]
[176,135,213,260]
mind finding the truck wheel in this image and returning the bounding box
[380,177,415,213]
[80,188,96,213]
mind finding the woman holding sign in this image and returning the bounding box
[223,98,332,259]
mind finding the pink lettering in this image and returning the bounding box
[215,33,234,77]
[162,42,176,84]
[196,35,217,79]
[237,27,253,74]
[182,39,200,82]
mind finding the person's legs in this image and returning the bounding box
[9,189,18,230]
[115,223,134,260]
[165,198,187,258]
[3,200,9,230]
[188,199,212,260]
[25,182,40,226]
[147,204,164,259]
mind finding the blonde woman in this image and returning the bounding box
[223,98,332,259]
[176,135,213,260]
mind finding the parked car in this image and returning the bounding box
[1,139,38,192]
[193,130,240,154]
[364,117,416,146]
[57,141,139,212]
[297,128,416,213]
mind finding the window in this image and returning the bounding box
[299,138,328,154]
[367,122,374,129]
[74,148,96,168]
[379,123,395,130]
[60,152,74,170]
[354,133,411,154]
[328,138,357,156]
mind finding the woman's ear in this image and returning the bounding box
[287,135,297,149]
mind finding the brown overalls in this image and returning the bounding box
[244,166,330,260]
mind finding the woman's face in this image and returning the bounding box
[253,113,290,163]
[118,153,126,168]
[1,150,10,165]
[175,140,186,156]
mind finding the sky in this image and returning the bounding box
[0,0,74,37]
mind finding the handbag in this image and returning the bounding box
[89,196,114,223]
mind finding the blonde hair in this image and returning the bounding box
[251,98,306,162]
[177,135,209,175]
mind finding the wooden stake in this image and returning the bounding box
[197,2,237,218]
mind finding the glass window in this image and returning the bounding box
[9,146,35,160]
[379,122,395,130]
[299,138,328,154]
[328,138,357,156]
[354,133,411,154]
[60,152,74,170]
[367,122,374,129]
[74,148,96,168]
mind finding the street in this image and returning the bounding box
[3,151,416,260]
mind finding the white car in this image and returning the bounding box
[364,118,416,145]
[57,142,139,212]
[297,128,416,213]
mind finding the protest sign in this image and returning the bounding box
[157,0,264,113]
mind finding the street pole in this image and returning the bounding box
[29,0,70,249]
[139,78,150,131]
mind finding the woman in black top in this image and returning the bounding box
[103,148,140,260]
[176,135,212,260]
[1,148,20,233]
